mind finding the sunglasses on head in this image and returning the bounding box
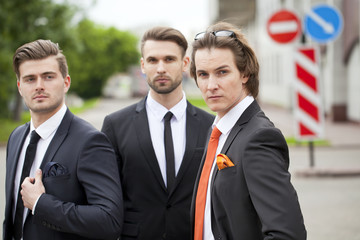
[194,30,236,40]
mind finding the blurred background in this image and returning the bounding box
[1,0,360,239]
[0,0,359,124]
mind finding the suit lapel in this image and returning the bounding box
[39,109,73,169]
[7,124,30,187]
[5,123,30,221]
[169,102,201,196]
[190,128,211,230]
[210,100,261,187]
[134,98,167,191]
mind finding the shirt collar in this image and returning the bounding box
[214,95,254,135]
[30,104,67,140]
[146,91,187,122]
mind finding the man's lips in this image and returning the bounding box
[155,75,170,82]
[33,94,48,100]
[208,95,221,100]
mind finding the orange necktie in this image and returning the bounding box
[194,126,222,240]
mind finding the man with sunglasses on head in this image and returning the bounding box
[102,26,214,240]
[189,21,306,240]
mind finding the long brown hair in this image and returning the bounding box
[190,22,259,98]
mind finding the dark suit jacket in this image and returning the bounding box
[3,109,123,240]
[190,100,306,240]
[101,97,214,240]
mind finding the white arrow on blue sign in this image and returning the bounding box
[304,4,343,44]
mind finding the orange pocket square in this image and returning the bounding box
[216,154,234,170]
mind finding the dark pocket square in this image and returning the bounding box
[43,162,69,178]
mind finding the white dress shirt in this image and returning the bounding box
[203,96,254,240]
[146,92,187,187]
[13,104,67,225]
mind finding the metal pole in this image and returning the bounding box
[309,141,315,167]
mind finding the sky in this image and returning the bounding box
[73,0,211,37]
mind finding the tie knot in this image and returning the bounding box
[30,130,41,144]
[164,111,173,122]
[210,126,222,139]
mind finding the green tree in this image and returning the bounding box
[0,0,78,120]
[68,19,140,99]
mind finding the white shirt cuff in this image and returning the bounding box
[32,194,42,215]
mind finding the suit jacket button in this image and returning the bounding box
[42,221,47,226]
[166,204,171,209]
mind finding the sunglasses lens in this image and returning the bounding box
[215,31,234,37]
[194,30,236,40]
[194,32,206,40]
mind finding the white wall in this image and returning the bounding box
[347,43,360,121]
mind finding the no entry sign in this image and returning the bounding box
[267,9,301,44]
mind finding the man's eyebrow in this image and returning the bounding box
[41,71,57,75]
[196,65,229,74]
[22,74,36,79]
[214,65,230,71]
[145,56,157,61]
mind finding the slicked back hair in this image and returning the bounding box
[141,26,188,58]
[13,39,68,79]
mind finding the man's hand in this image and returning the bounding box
[21,169,45,210]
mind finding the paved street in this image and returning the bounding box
[1,97,360,239]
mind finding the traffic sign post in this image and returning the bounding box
[267,9,301,44]
[293,46,325,167]
[304,4,343,44]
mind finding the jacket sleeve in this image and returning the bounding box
[34,132,123,240]
[243,127,306,240]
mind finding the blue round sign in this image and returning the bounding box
[304,4,343,43]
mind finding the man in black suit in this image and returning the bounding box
[189,22,306,240]
[3,39,123,240]
[102,26,214,240]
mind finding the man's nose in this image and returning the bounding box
[207,75,219,90]
[157,61,166,73]
[35,78,45,91]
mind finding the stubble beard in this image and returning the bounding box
[148,76,182,94]
[27,94,64,115]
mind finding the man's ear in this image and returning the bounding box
[140,58,146,74]
[241,75,249,84]
[17,80,23,97]
[182,56,190,72]
[64,75,71,93]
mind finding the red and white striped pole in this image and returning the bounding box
[293,46,324,167]
[294,46,324,140]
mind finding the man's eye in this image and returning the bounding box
[197,72,208,78]
[25,78,35,82]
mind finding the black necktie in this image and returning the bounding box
[13,130,41,240]
[164,112,175,192]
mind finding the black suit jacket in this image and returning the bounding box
[102,97,214,240]
[190,100,306,240]
[3,109,123,240]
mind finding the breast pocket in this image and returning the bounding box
[42,173,73,201]
[213,166,237,197]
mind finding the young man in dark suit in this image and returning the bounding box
[190,22,307,240]
[3,39,123,240]
[102,27,214,240]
